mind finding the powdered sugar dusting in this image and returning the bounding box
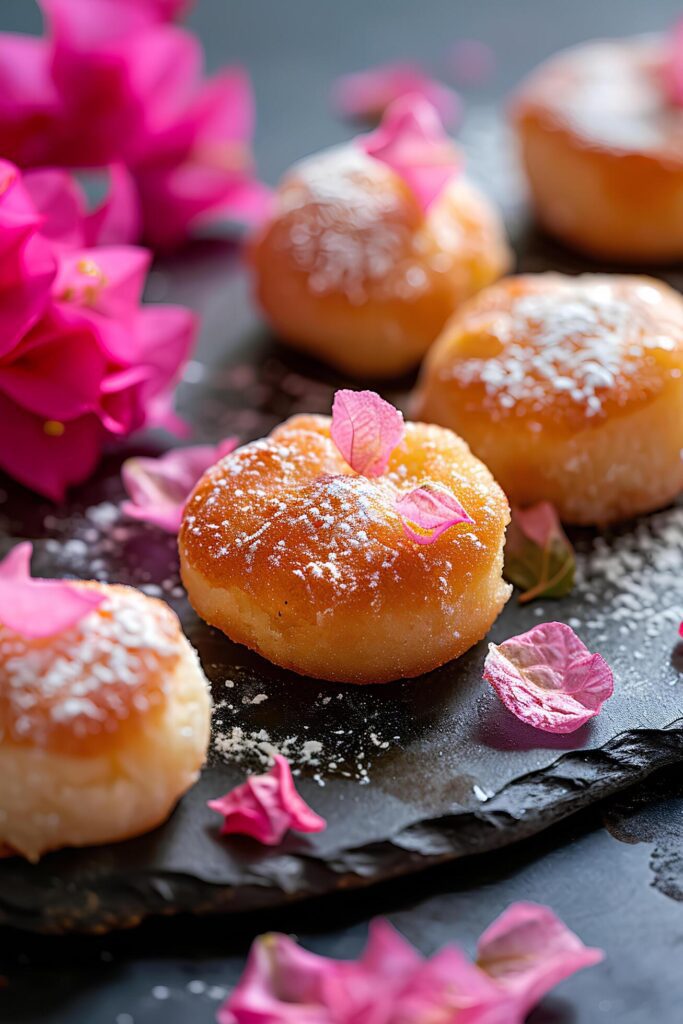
[0,586,180,752]
[445,277,681,420]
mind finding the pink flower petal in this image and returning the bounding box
[477,902,604,1018]
[332,61,461,126]
[504,502,575,604]
[330,389,404,477]
[396,483,473,545]
[0,34,62,166]
[483,622,614,734]
[55,246,151,319]
[0,542,104,637]
[83,164,142,246]
[664,19,683,106]
[0,393,104,501]
[121,438,237,532]
[360,95,463,213]
[207,754,327,846]
[218,933,333,1024]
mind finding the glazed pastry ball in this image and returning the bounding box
[414,273,683,525]
[0,584,211,861]
[249,145,511,378]
[512,36,683,261]
[179,416,511,684]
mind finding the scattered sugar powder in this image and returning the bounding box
[552,503,683,691]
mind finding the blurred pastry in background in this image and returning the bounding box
[413,273,683,524]
[250,96,510,378]
[512,31,683,261]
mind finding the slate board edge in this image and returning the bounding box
[3,724,681,934]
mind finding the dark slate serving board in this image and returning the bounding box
[0,109,682,933]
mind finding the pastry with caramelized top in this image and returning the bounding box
[250,96,510,378]
[180,390,511,684]
[0,545,211,861]
[512,31,683,261]
[413,273,683,525]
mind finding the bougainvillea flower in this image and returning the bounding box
[477,902,604,1019]
[0,158,196,501]
[332,61,461,126]
[361,95,463,212]
[330,389,405,477]
[131,68,272,248]
[504,501,575,604]
[121,437,237,532]
[219,903,602,1024]
[484,622,614,733]
[396,483,473,545]
[0,542,104,638]
[0,34,62,167]
[208,755,327,846]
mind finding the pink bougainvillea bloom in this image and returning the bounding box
[0,542,104,638]
[121,437,237,532]
[219,903,602,1024]
[396,483,473,545]
[330,389,405,477]
[477,902,604,1019]
[361,95,463,212]
[484,621,614,734]
[208,755,327,846]
[131,67,273,248]
[448,39,497,87]
[0,34,62,167]
[332,60,461,126]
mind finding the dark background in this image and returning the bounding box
[1,1,683,1022]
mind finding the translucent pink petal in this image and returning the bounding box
[330,389,404,477]
[0,309,107,421]
[0,34,61,166]
[664,19,683,105]
[332,61,461,126]
[361,95,463,212]
[218,934,333,1024]
[121,438,237,532]
[512,501,560,550]
[483,622,614,733]
[84,164,142,246]
[208,755,327,846]
[55,246,151,319]
[22,168,86,250]
[477,902,604,1018]
[0,542,104,638]
[396,483,473,545]
[0,394,103,501]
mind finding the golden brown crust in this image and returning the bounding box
[179,416,511,682]
[511,36,683,260]
[414,273,683,524]
[249,145,510,377]
[0,583,183,758]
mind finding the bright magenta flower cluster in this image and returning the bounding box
[0,0,270,247]
[0,160,195,500]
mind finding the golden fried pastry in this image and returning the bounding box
[512,36,683,261]
[249,144,510,377]
[179,414,511,684]
[0,583,211,861]
[414,273,683,525]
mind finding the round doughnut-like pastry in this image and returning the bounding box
[249,145,511,378]
[413,273,683,525]
[179,416,511,684]
[511,36,683,261]
[0,583,211,861]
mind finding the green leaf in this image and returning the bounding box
[504,502,575,604]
